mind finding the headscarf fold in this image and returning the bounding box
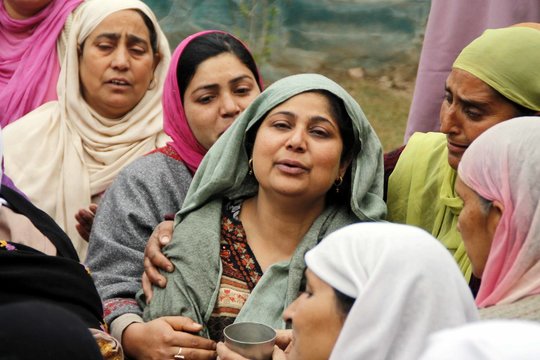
[0,0,82,126]
[458,116,540,307]
[142,73,387,332]
[306,222,479,360]
[3,0,171,259]
[163,30,264,174]
[419,320,540,360]
[453,26,540,111]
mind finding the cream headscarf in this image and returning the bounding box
[306,222,478,360]
[458,117,540,308]
[3,0,171,260]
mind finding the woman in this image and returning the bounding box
[86,30,264,359]
[455,116,540,320]
[3,0,171,259]
[0,0,82,126]
[419,320,540,360]
[141,73,387,358]
[387,25,540,283]
[403,0,540,140]
[0,128,121,359]
[217,223,479,360]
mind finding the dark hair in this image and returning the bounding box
[334,288,355,319]
[177,32,261,102]
[244,89,358,207]
[487,83,538,117]
[312,90,358,207]
[134,10,158,54]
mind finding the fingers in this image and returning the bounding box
[144,221,175,289]
[75,208,95,242]
[275,329,292,350]
[216,342,248,360]
[175,346,217,360]
[141,272,154,304]
[272,345,287,360]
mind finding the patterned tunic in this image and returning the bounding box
[207,199,263,341]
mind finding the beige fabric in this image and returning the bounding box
[3,0,171,260]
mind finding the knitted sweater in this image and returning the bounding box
[86,148,192,339]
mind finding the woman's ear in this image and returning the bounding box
[487,200,504,239]
[152,52,161,72]
[339,155,353,177]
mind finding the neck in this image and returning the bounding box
[242,191,326,257]
[3,0,50,20]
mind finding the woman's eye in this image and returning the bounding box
[310,128,330,138]
[96,43,113,51]
[464,108,482,120]
[272,121,291,129]
[444,91,453,103]
[130,47,146,55]
[198,95,214,104]
[235,86,252,95]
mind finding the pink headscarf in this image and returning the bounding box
[458,116,540,307]
[0,0,82,127]
[162,30,263,174]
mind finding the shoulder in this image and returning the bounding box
[480,294,540,322]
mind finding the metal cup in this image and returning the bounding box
[223,322,277,360]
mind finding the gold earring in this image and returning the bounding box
[248,158,253,175]
[334,176,343,193]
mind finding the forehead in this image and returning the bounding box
[446,69,502,101]
[188,53,254,86]
[268,92,334,118]
[87,10,150,41]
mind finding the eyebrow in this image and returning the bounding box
[269,111,338,128]
[444,85,490,110]
[191,75,255,93]
[94,33,148,46]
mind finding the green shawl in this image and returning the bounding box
[141,73,387,334]
[386,132,472,281]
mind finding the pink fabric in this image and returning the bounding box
[0,0,82,127]
[458,117,540,308]
[404,0,540,142]
[162,30,264,174]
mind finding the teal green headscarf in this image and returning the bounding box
[141,73,386,333]
[453,26,540,111]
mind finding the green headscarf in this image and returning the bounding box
[141,73,386,333]
[180,73,387,221]
[453,26,540,111]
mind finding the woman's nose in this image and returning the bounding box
[439,103,459,134]
[285,128,307,152]
[220,92,241,117]
[111,47,130,70]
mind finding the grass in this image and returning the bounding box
[331,72,413,152]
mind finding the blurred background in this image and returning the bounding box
[142,0,432,150]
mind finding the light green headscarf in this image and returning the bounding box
[453,26,540,111]
[141,73,386,334]
[388,25,540,282]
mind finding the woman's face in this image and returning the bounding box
[282,269,346,360]
[183,53,260,150]
[251,92,348,204]
[455,176,500,278]
[440,68,521,170]
[3,0,52,19]
[79,10,159,119]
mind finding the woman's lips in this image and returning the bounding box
[276,160,309,175]
[447,140,469,154]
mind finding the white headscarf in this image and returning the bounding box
[419,320,540,360]
[3,0,170,259]
[305,222,479,360]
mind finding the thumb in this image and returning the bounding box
[166,316,203,332]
